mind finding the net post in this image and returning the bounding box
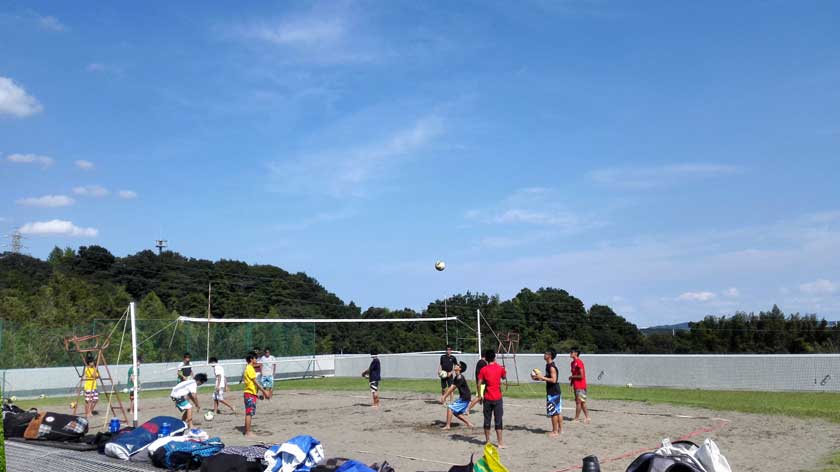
[129,302,139,427]
[477,309,481,355]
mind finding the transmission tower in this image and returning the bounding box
[155,239,168,254]
[2,229,27,254]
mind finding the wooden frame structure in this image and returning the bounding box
[64,334,128,425]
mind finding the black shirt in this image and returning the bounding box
[545,362,560,396]
[475,359,488,383]
[369,357,381,382]
[440,354,457,372]
[453,374,471,401]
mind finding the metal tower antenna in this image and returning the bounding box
[2,229,27,254]
[155,239,168,254]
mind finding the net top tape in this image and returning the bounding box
[177,316,458,324]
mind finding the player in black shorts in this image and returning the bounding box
[438,345,457,403]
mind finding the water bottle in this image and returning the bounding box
[159,422,171,439]
[109,418,120,433]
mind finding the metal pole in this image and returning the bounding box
[129,302,139,427]
[476,309,481,355]
[444,299,449,345]
[207,281,211,364]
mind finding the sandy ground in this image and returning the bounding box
[39,389,840,471]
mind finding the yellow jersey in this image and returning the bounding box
[243,364,257,395]
[83,366,98,391]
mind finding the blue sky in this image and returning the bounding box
[1,1,839,326]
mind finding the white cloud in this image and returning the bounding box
[19,219,98,237]
[677,291,717,302]
[16,195,75,207]
[75,160,94,170]
[269,116,443,197]
[118,190,138,199]
[590,163,741,189]
[233,6,381,65]
[73,185,110,197]
[465,187,602,234]
[799,279,837,295]
[723,287,740,297]
[38,15,66,32]
[0,77,43,117]
[249,18,344,45]
[5,153,53,167]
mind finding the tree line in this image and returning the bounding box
[0,246,838,368]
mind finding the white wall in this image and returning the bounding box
[0,355,335,398]
[333,353,840,392]
[3,353,838,398]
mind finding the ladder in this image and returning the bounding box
[497,332,522,385]
[64,334,128,427]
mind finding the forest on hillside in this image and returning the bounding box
[1,246,839,368]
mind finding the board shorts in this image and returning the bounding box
[440,375,453,390]
[172,396,191,412]
[213,390,225,401]
[369,381,379,394]
[260,375,274,389]
[84,390,99,402]
[449,399,470,415]
[483,399,503,430]
[244,393,257,416]
[546,394,562,417]
[575,389,587,402]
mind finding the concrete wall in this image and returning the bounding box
[0,355,335,398]
[3,353,839,398]
[333,353,840,392]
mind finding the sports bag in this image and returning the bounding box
[22,411,88,441]
[626,439,730,472]
[151,437,225,470]
[199,454,265,472]
[105,415,186,459]
[2,405,38,439]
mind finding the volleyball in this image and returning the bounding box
[39,394,45,399]
[435,261,446,271]
[10,396,17,402]
[627,383,633,388]
[531,368,542,378]
[70,401,77,409]
[439,370,449,378]
[204,411,215,421]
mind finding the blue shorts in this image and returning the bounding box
[546,394,562,417]
[449,399,470,415]
[260,375,274,389]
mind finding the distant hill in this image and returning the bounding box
[641,322,692,335]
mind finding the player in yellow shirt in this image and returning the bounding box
[243,353,271,438]
[83,356,100,418]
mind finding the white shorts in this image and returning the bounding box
[213,390,225,401]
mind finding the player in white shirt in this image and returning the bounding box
[169,373,207,429]
[258,347,277,401]
[209,357,235,414]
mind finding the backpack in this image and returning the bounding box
[626,439,731,472]
[152,437,225,470]
[2,405,38,439]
